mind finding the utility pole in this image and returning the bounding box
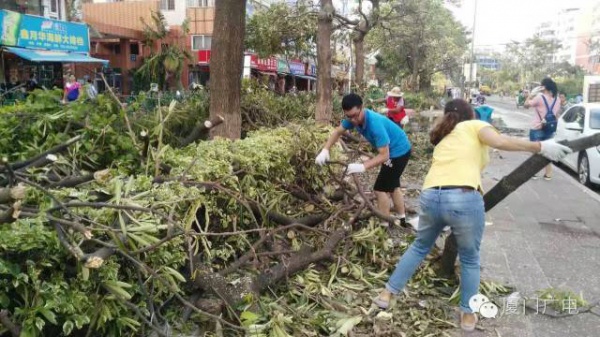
[468,0,478,90]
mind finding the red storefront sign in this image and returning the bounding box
[198,50,211,64]
[250,54,277,72]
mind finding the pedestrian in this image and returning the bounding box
[86,78,98,100]
[558,91,571,115]
[25,73,39,92]
[372,98,571,332]
[315,93,412,226]
[63,75,81,103]
[524,77,560,180]
[384,87,408,128]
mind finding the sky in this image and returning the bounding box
[450,0,593,51]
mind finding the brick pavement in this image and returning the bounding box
[456,150,600,336]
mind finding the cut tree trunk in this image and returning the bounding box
[208,0,247,140]
[316,0,334,124]
[437,133,600,277]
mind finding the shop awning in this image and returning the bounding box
[4,47,108,65]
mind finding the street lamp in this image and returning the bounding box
[468,0,478,88]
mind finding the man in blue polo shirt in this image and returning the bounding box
[315,93,412,226]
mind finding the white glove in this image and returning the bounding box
[381,108,389,114]
[539,140,572,161]
[315,149,330,166]
[346,163,366,175]
[400,115,409,126]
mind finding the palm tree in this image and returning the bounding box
[137,11,192,91]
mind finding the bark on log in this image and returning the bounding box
[47,174,94,188]
[251,229,345,293]
[483,133,600,211]
[180,115,225,147]
[437,133,600,277]
[191,229,346,311]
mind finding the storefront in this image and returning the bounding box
[189,49,211,88]
[249,55,277,91]
[0,9,107,93]
[300,62,317,92]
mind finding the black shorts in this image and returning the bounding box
[373,150,411,192]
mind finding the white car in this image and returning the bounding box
[554,103,600,187]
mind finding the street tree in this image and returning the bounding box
[138,11,192,91]
[209,0,248,139]
[316,0,334,124]
[245,1,317,59]
[334,0,383,87]
[369,0,468,90]
[504,36,561,85]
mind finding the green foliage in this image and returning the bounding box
[556,77,584,96]
[138,11,192,90]
[368,0,469,90]
[245,2,317,58]
[241,83,316,132]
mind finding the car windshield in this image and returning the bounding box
[591,109,600,129]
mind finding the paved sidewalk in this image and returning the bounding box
[459,150,600,336]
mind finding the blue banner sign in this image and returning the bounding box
[0,10,90,53]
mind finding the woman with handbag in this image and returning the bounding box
[525,77,561,180]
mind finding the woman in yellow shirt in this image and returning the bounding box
[373,99,571,331]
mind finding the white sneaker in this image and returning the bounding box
[380,221,390,228]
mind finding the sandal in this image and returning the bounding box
[543,175,552,181]
[460,312,478,332]
[373,296,390,309]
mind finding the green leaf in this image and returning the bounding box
[63,321,74,335]
[241,310,260,326]
[38,307,57,325]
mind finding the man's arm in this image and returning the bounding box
[363,145,390,170]
[323,126,346,150]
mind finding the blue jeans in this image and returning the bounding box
[385,188,485,313]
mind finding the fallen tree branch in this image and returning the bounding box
[99,73,138,148]
[180,115,225,147]
[484,133,600,211]
[3,135,81,172]
[252,229,346,293]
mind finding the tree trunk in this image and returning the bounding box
[316,0,334,124]
[437,133,600,277]
[353,33,365,89]
[209,0,247,139]
[419,71,432,92]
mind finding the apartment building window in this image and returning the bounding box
[160,0,175,10]
[48,0,61,19]
[187,0,215,7]
[191,35,212,50]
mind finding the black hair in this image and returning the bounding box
[541,77,558,98]
[341,93,363,111]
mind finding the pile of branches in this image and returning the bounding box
[0,90,476,337]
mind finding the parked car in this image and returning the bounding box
[554,103,600,186]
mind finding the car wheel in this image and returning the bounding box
[578,153,591,187]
